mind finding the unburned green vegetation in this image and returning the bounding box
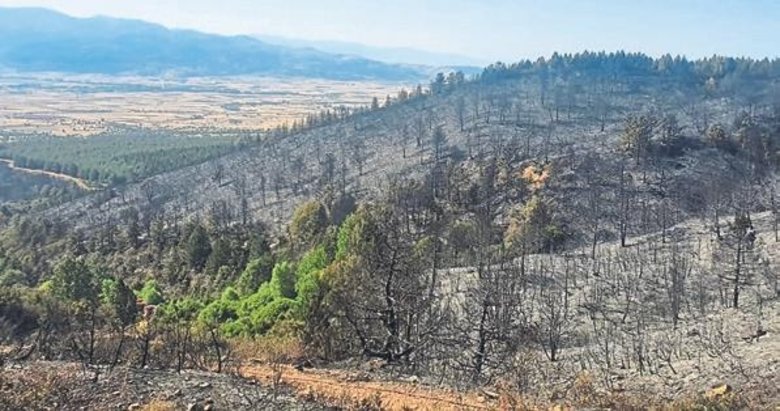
[0,129,245,185]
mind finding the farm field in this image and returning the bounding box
[0,73,410,135]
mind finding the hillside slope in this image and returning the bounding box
[2,54,780,409]
[42,54,776,239]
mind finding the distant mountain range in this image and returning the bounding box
[0,7,432,81]
[253,34,487,68]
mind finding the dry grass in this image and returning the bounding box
[141,399,178,411]
[0,73,409,136]
[231,335,306,365]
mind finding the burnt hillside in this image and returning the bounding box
[40,53,779,244]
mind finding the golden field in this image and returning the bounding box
[0,73,411,136]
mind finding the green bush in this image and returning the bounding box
[289,200,328,248]
[156,297,203,324]
[198,297,239,328]
[295,246,329,309]
[336,212,362,260]
[235,254,274,295]
[137,279,164,305]
[248,297,300,335]
[270,261,296,299]
[50,257,99,305]
[0,268,27,288]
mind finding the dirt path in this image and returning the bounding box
[241,363,497,410]
[0,158,94,190]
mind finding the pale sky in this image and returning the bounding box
[0,0,778,63]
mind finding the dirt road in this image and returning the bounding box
[241,363,497,410]
[0,158,94,190]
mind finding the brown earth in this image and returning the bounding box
[241,363,495,410]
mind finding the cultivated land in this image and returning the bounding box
[0,73,409,135]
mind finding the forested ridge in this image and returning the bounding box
[2,51,780,409]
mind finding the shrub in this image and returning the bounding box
[289,200,328,248]
[138,279,164,305]
[235,254,274,295]
[295,246,329,309]
[0,268,28,287]
[270,261,296,299]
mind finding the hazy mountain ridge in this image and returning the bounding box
[254,33,487,68]
[0,7,425,80]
